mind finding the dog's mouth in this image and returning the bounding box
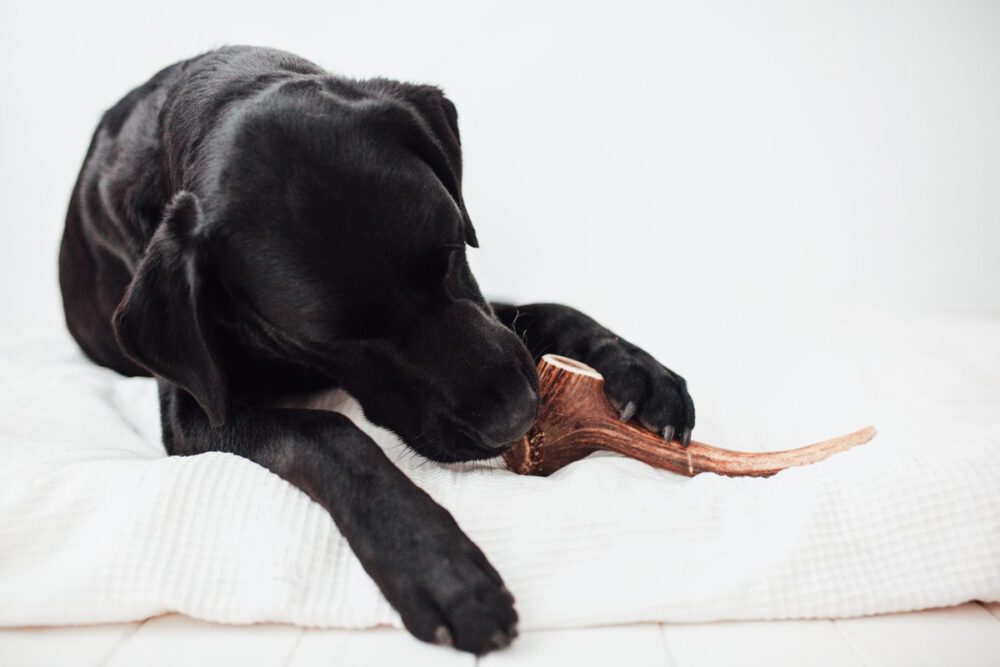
[405,419,521,463]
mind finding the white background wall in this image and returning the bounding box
[2,0,998,334]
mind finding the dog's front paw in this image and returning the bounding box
[587,338,696,445]
[386,528,518,655]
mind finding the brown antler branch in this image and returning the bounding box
[503,354,875,477]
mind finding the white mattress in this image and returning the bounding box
[1,305,998,629]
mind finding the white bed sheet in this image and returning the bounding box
[1,306,998,629]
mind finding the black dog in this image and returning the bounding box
[59,46,695,654]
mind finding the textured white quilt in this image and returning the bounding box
[1,306,998,629]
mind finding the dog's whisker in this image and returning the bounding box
[530,342,553,361]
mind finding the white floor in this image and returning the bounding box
[3,602,999,667]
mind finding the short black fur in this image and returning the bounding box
[59,46,695,654]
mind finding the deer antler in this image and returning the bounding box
[503,354,875,477]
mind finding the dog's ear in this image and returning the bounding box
[397,86,479,247]
[112,191,228,427]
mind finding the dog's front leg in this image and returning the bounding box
[160,385,517,654]
[491,302,695,444]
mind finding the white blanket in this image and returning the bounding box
[1,306,998,629]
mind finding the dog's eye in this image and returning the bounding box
[344,303,398,339]
[412,247,456,286]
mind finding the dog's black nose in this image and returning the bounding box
[476,386,539,450]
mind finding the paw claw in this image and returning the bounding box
[681,428,692,447]
[491,630,512,649]
[662,425,676,443]
[434,625,453,646]
[618,401,637,422]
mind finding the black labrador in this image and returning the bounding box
[59,46,695,655]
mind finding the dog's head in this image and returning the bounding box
[113,78,539,461]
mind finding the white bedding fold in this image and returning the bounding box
[1,308,998,629]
